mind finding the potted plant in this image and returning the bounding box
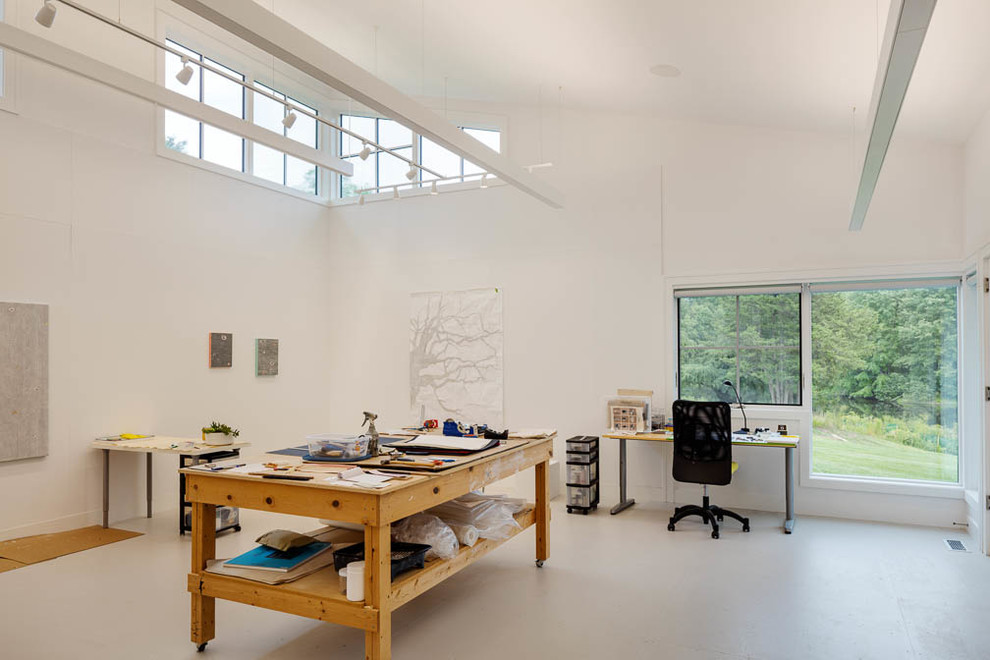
[202,421,240,446]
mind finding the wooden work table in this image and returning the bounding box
[181,435,554,659]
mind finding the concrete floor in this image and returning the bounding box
[1,501,988,660]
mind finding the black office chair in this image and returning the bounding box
[667,399,750,539]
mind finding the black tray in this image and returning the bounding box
[332,541,432,580]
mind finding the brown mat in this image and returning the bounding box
[0,558,25,573]
[0,526,142,566]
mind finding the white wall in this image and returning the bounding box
[325,104,968,526]
[0,51,336,539]
[0,0,972,536]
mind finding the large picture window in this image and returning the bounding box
[677,289,802,405]
[810,283,959,483]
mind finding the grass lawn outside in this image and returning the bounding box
[812,424,958,483]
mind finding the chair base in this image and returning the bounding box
[667,493,750,539]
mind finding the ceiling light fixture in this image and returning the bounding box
[649,64,681,78]
[430,181,438,196]
[393,186,399,200]
[405,166,417,181]
[358,142,372,160]
[35,1,57,28]
[480,174,489,189]
[176,56,194,85]
[282,109,297,129]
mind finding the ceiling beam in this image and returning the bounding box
[171,0,565,210]
[0,22,354,178]
[849,0,936,231]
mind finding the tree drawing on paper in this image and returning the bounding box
[410,289,503,427]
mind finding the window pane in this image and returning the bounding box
[379,147,411,188]
[739,348,800,404]
[286,102,317,148]
[678,296,737,347]
[164,110,200,157]
[340,115,375,156]
[164,41,201,100]
[202,57,244,118]
[253,83,285,134]
[378,119,411,149]
[286,156,316,195]
[253,142,284,185]
[342,156,375,198]
[202,124,243,171]
[811,287,958,483]
[463,127,501,153]
[739,294,800,347]
[286,97,317,148]
[420,137,461,184]
[679,349,736,402]
[463,159,485,177]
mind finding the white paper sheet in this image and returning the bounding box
[403,435,493,451]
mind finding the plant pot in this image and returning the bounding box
[203,432,233,446]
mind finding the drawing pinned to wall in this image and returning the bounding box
[256,338,279,376]
[209,332,232,368]
[410,288,504,427]
[0,303,49,462]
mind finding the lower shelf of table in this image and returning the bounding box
[188,505,538,632]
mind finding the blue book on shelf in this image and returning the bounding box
[224,541,332,573]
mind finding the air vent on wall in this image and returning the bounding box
[944,539,968,552]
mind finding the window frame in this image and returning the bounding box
[668,273,967,499]
[0,0,17,115]
[155,15,330,204]
[337,111,504,201]
[675,286,803,407]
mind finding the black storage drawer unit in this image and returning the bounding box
[565,435,600,514]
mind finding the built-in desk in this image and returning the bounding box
[602,432,800,534]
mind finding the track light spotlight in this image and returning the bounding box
[282,109,297,129]
[35,1,57,28]
[358,194,365,206]
[176,57,194,85]
[480,174,489,189]
[405,166,417,181]
[358,142,372,161]
[393,186,400,200]
[430,181,438,196]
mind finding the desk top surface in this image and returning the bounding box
[601,432,799,448]
[92,436,251,455]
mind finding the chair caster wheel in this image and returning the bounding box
[667,523,675,531]
[535,560,545,568]
[233,525,241,532]
[711,530,720,539]
[743,524,750,532]
[197,643,208,653]
[717,515,724,522]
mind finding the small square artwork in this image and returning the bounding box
[209,332,232,368]
[256,338,279,376]
[610,405,644,432]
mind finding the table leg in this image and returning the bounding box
[784,446,796,534]
[364,522,392,660]
[610,437,636,514]
[535,459,549,566]
[102,449,110,528]
[190,501,216,649]
[179,456,187,535]
[146,453,153,519]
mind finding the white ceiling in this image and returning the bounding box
[264,0,990,144]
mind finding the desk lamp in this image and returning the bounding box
[722,380,750,434]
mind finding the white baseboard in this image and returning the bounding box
[0,510,102,542]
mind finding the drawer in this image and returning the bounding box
[566,437,598,453]
[567,483,599,509]
[566,450,598,465]
[567,462,598,485]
